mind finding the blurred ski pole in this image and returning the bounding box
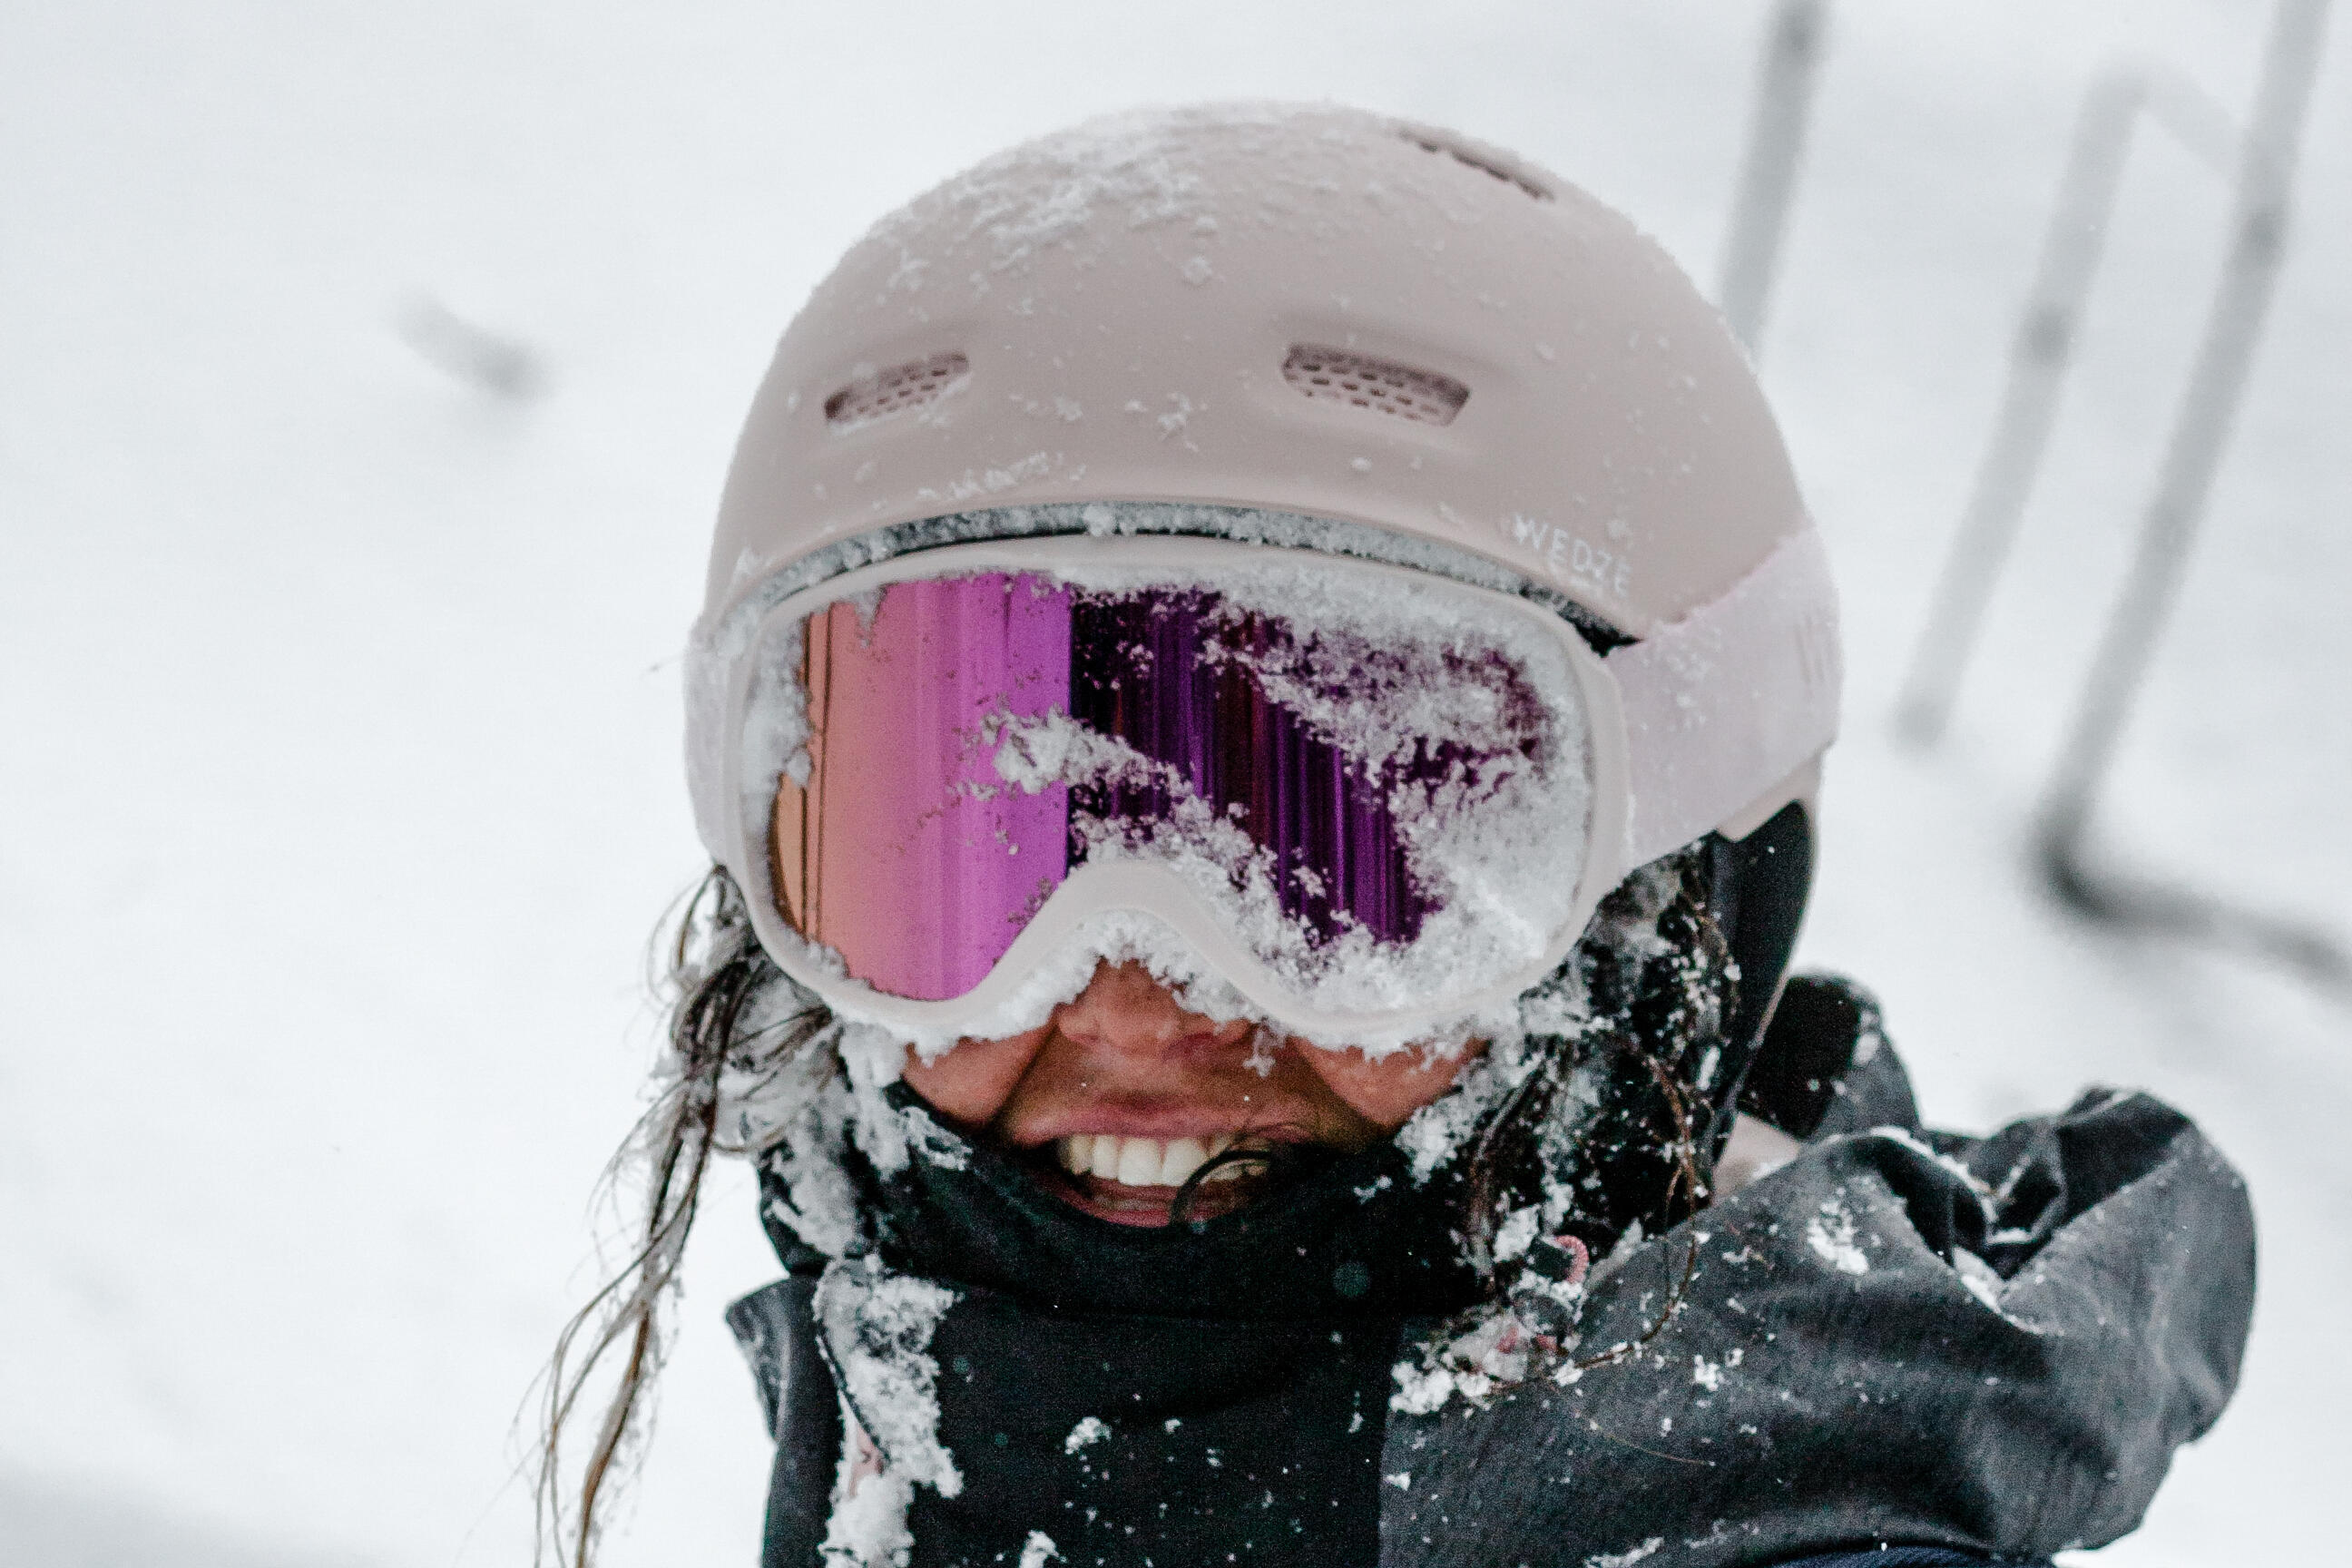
[2033,0,2348,992]
[1895,64,2235,747]
[1716,0,1830,358]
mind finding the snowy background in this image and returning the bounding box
[4,2,2346,1564]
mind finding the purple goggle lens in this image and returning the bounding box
[769,572,1544,1003]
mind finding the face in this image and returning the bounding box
[901,960,1481,1228]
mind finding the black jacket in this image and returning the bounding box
[729,977,2254,1567]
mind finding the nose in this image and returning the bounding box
[1051,962,1255,1062]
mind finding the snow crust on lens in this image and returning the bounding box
[984,556,1591,1033]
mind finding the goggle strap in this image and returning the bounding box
[1608,528,1842,867]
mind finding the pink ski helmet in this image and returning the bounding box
[685,103,1839,1051]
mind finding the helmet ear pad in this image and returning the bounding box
[1702,799,1816,1132]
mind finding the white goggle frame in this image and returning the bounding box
[707,530,1839,1052]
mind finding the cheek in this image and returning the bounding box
[1293,1039,1485,1132]
[899,1028,1050,1131]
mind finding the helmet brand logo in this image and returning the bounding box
[1504,513,1633,603]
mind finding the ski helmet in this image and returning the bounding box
[685,103,1838,1052]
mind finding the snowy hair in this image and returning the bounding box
[533,869,828,1568]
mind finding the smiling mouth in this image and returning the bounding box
[1054,1132,1257,1188]
[1035,1133,1276,1226]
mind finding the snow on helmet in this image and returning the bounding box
[685,103,1839,1054]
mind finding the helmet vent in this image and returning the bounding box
[1282,346,1469,426]
[825,351,970,429]
[1402,134,1553,202]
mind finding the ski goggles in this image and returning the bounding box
[710,534,1838,1047]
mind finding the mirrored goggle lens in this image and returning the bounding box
[767,571,1560,1002]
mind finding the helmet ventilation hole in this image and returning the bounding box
[825,351,970,429]
[1282,346,1470,426]
[1401,133,1553,201]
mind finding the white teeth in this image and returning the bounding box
[1158,1138,1209,1187]
[1115,1137,1161,1187]
[1087,1135,1122,1181]
[1053,1132,1245,1190]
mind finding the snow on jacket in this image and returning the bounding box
[728,977,2255,1567]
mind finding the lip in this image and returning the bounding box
[1042,1166,1269,1228]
